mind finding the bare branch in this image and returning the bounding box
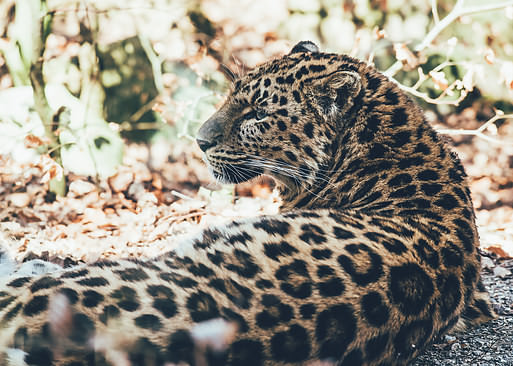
[384,0,513,78]
[437,113,513,145]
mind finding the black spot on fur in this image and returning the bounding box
[361,291,390,327]
[276,259,312,299]
[256,294,294,329]
[389,263,434,316]
[264,241,299,261]
[391,131,411,147]
[391,107,408,126]
[30,277,63,293]
[160,272,198,288]
[186,262,215,278]
[441,243,463,267]
[99,304,120,324]
[0,296,15,310]
[359,114,380,142]
[434,193,459,210]
[114,267,149,281]
[82,290,104,308]
[398,156,424,169]
[333,226,355,239]
[254,219,290,235]
[76,277,109,287]
[318,277,345,297]
[299,223,326,244]
[312,248,333,259]
[316,303,357,359]
[209,278,253,309]
[388,173,412,187]
[421,183,442,196]
[70,312,95,343]
[368,143,387,159]
[186,291,219,322]
[135,314,162,330]
[111,286,140,312]
[293,90,301,103]
[3,302,22,323]
[24,347,53,366]
[147,285,177,318]
[394,319,433,360]
[418,169,439,181]
[390,184,416,198]
[285,151,298,161]
[167,330,194,364]
[289,133,300,145]
[338,244,383,286]
[61,268,89,278]
[437,273,462,320]
[366,74,382,90]
[270,324,311,362]
[341,349,364,366]
[23,295,48,316]
[7,277,31,288]
[255,279,274,289]
[303,122,314,138]
[414,239,440,269]
[224,249,261,278]
[366,333,390,361]
[296,304,315,322]
[230,339,264,366]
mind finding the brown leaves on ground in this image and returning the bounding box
[0,141,279,263]
[442,108,513,258]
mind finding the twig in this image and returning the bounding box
[390,76,468,106]
[437,113,513,145]
[171,190,195,201]
[431,0,440,24]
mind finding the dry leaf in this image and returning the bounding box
[24,135,47,149]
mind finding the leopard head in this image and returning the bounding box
[196,41,363,189]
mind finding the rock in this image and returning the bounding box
[109,171,134,193]
[493,266,511,278]
[7,192,31,207]
[444,335,457,342]
[450,342,461,351]
[481,256,495,269]
[68,180,96,196]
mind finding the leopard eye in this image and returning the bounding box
[255,109,267,121]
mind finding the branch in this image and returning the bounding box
[384,0,513,77]
[437,113,513,145]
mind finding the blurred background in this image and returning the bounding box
[0,0,512,262]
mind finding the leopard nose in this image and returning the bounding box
[196,139,216,152]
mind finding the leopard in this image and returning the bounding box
[0,41,496,366]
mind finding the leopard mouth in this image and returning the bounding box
[208,162,263,184]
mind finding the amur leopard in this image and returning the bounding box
[0,41,496,365]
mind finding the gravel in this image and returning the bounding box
[413,258,513,366]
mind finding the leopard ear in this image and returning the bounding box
[309,71,362,117]
[289,41,319,55]
[329,71,361,106]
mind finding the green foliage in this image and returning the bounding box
[98,36,161,142]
